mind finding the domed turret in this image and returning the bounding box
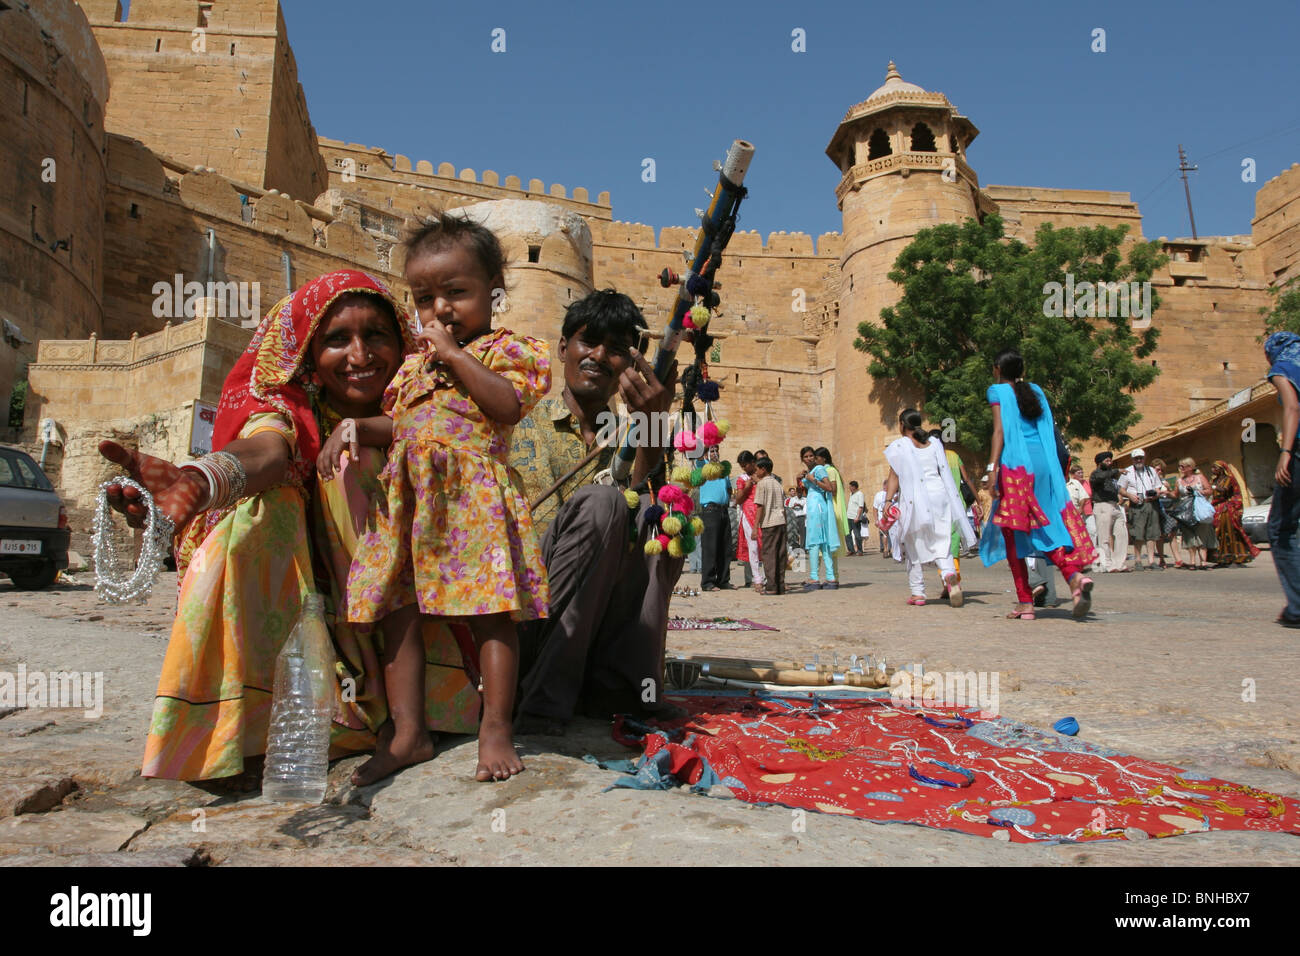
[824,63,985,485]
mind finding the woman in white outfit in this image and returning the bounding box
[880,409,976,607]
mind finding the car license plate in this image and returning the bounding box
[0,540,41,555]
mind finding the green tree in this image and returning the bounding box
[854,215,1166,452]
[7,380,25,429]
[1261,276,1300,336]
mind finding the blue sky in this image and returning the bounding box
[270,1,1297,241]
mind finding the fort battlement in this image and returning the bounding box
[588,222,842,259]
[1253,162,1300,288]
[319,138,612,221]
[99,132,411,339]
[109,135,390,262]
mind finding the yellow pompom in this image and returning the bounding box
[715,419,731,436]
[670,465,693,485]
[661,515,683,536]
[623,489,640,509]
[644,539,663,555]
[689,304,711,328]
[667,537,685,559]
[701,462,722,481]
[690,516,704,535]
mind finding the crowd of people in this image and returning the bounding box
[1085,451,1259,573]
[694,348,1273,619]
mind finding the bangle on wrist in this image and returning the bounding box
[181,451,248,512]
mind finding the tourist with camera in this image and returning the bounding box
[1120,449,1163,571]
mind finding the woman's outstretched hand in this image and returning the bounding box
[98,441,205,530]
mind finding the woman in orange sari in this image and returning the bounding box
[100,271,479,783]
[1210,460,1260,566]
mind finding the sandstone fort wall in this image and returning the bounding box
[81,0,328,204]
[1,0,109,403]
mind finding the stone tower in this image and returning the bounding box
[1,0,110,405]
[79,0,327,203]
[826,62,984,485]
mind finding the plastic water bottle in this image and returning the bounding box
[263,594,334,803]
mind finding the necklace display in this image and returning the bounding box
[92,477,174,604]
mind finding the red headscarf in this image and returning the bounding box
[212,270,415,482]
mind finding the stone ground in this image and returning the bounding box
[0,549,1297,867]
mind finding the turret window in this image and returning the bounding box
[867,128,892,160]
[910,122,937,152]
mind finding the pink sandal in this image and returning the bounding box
[1007,607,1035,620]
[907,595,926,606]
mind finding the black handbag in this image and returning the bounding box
[1168,494,1197,529]
[1158,499,1178,537]
[959,478,975,507]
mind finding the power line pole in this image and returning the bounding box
[1178,144,1198,239]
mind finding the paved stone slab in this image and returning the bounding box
[0,774,77,817]
[0,809,148,856]
[0,847,204,867]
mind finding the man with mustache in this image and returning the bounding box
[509,289,684,734]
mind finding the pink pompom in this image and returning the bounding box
[656,533,672,550]
[658,484,685,507]
[677,496,694,517]
[673,430,698,454]
[683,315,696,330]
[697,421,721,446]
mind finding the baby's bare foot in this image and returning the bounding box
[351,722,435,787]
[475,718,524,782]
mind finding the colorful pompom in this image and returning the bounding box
[682,314,696,330]
[697,421,722,446]
[719,461,732,477]
[656,533,672,550]
[689,304,711,328]
[658,484,686,507]
[623,489,641,509]
[643,504,665,526]
[715,419,731,437]
[689,467,705,487]
[667,538,685,559]
[701,462,722,481]
[661,515,683,536]
[676,497,694,517]
[670,464,693,485]
[690,517,705,535]
[673,430,698,454]
[697,381,720,402]
[644,539,663,555]
[680,536,696,555]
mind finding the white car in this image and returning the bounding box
[0,445,70,589]
[1241,498,1270,547]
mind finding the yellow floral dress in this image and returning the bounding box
[347,329,551,622]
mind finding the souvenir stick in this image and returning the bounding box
[609,139,753,482]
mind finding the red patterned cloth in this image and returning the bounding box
[1059,502,1099,566]
[613,694,1300,843]
[992,465,1049,531]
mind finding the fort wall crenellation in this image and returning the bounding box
[319,138,612,221]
